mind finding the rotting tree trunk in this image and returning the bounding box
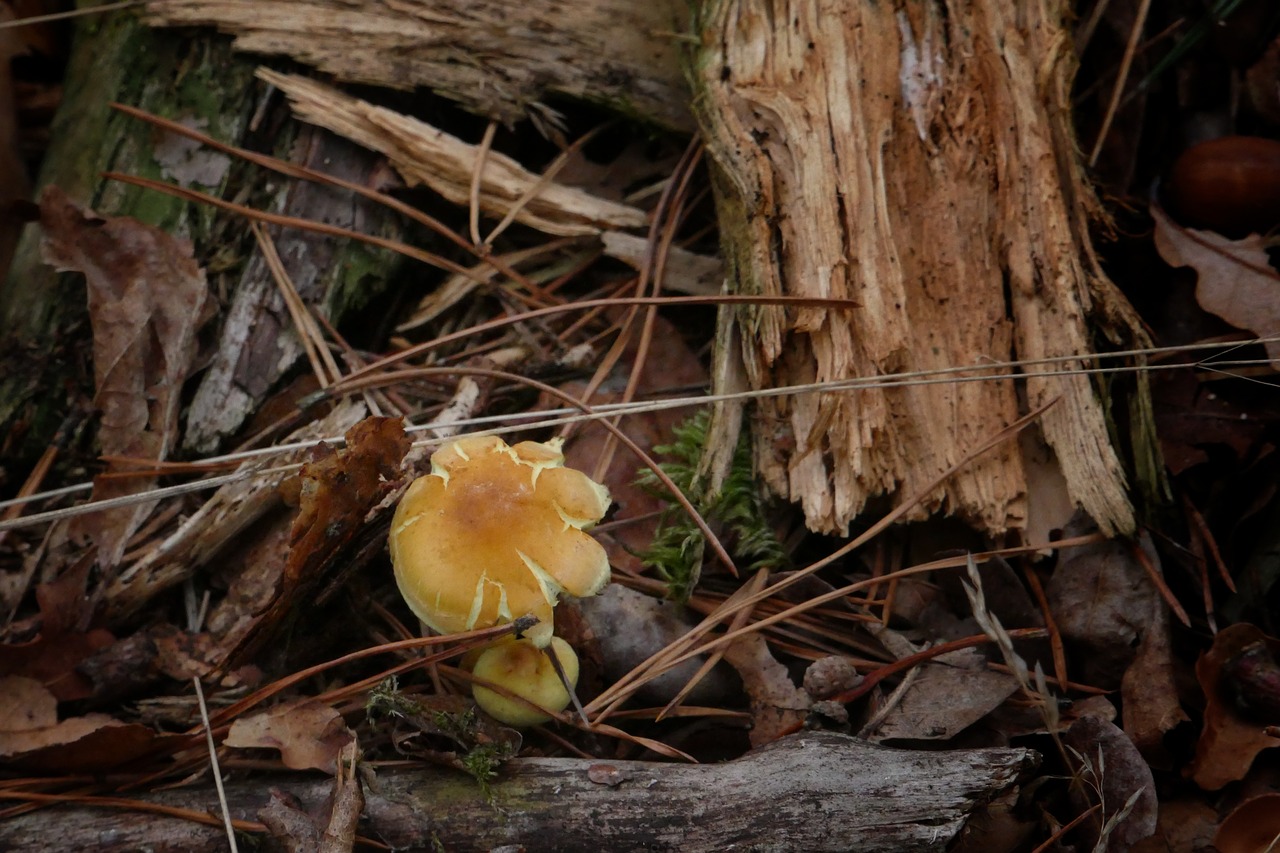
[0,8,407,465]
[0,732,1037,852]
[691,0,1153,537]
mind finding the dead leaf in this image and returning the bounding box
[578,585,739,708]
[38,185,212,569]
[722,633,809,747]
[1063,715,1159,852]
[228,415,410,663]
[1188,623,1280,790]
[1131,797,1219,853]
[865,647,1019,743]
[1151,369,1266,474]
[1214,792,1280,853]
[1121,590,1189,766]
[225,700,354,774]
[0,626,116,702]
[1046,520,1160,689]
[0,675,173,772]
[1151,201,1280,366]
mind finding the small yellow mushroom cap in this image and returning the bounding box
[388,434,611,647]
[471,636,580,727]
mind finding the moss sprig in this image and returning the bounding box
[637,410,786,601]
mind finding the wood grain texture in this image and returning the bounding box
[145,0,694,130]
[692,0,1146,537]
[0,732,1037,852]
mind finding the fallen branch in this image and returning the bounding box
[0,732,1036,852]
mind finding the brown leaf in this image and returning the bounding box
[1188,623,1280,790]
[284,415,410,595]
[1120,591,1189,766]
[1151,201,1280,366]
[0,627,116,702]
[1131,798,1219,853]
[0,675,173,772]
[1214,793,1280,853]
[228,415,410,663]
[865,647,1019,743]
[1046,526,1160,689]
[38,185,211,568]
[225,700,353,774]
[1063,715,1159,851]
[722,633,809,747]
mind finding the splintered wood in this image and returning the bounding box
[144,0,694,131]
[259,70,647,238]
[693,0,1146,536]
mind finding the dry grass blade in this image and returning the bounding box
[0,789,267,835]
[1088,0,1152,166]
[193,677,239,853]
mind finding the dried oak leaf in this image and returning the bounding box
[1214,792,1280,853]
[1188,623,1280,790]
[38,185,211,568]
[0,675,174,772]
[722,633,810,747]
[225,700,354,774]
[1151,201,1280,366]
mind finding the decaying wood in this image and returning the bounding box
[691,0,1149,536]
[102,400,368,624]
[0,12,406,466]
[180,122,407,454]
[260,70,648,238]
[0,732,1037,852]
[144,0,694,131]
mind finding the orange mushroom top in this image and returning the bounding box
[388,434,612,647]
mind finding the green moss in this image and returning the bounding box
[637,409,787,601]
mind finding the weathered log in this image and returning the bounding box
[0,732,1037,852]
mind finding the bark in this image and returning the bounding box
[0,9,407,466]
[691,0,1152,537]
[143,0,695,132]
[0,732,1037,852]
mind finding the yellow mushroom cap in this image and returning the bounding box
[389,434,611,647]
[471,636,580,727]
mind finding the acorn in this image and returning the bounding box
[1164,136,1280,237]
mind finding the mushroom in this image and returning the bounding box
[388,434,612,647]
[471,636,581,726]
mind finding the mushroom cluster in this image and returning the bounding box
[388,434,611,725]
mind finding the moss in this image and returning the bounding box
[637,409,787,601]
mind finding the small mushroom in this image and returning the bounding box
[388,434,612,647]
[471,636,580,726]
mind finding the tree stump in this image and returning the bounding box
[691,0,1152,537]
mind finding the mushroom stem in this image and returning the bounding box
[546,644,590,726]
